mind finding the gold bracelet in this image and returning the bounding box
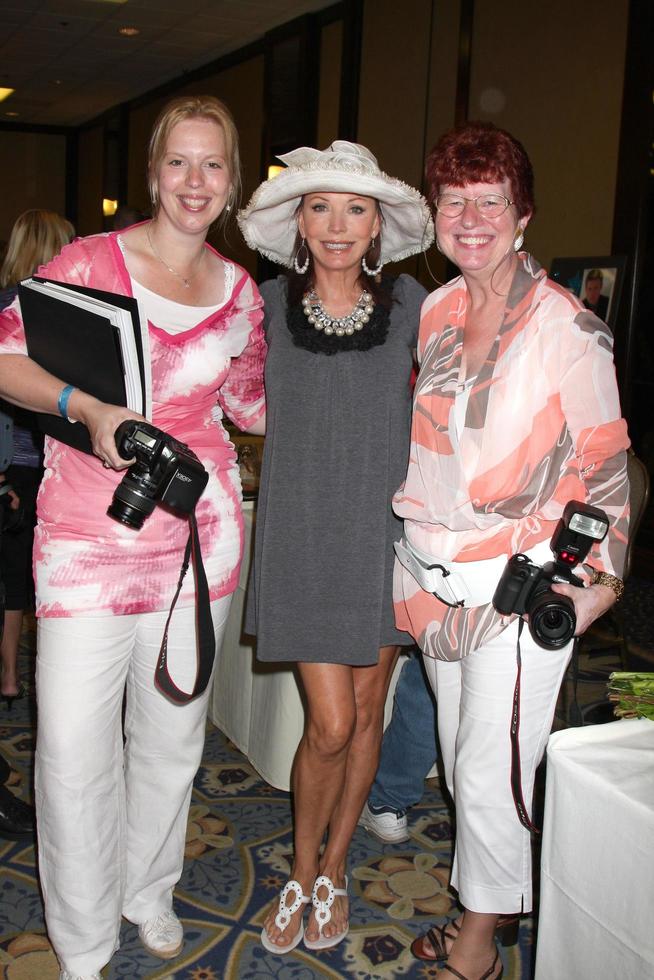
[590,569,624,602]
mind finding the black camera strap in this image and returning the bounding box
[155,510,216,704]
[510,619,540,834]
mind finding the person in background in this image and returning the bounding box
[394,121,629,979]
[239,141,433,954]
[0,412,36,838]
[0,750,34,838]
[0,209,75,707]
[0,95,265,980]
[582,268,609,320]
[358,648,437,843]
[112,205,149,231]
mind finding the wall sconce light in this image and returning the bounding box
[267,165,284,180]
[103,198,119,217]
[0,87,15,103]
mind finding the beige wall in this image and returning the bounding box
[1,3,628,281]
[317,20,342,147]
[356,0,629,280]
[358,0,435,281]
[468,0,629,271]
[0,132,67,243]
[76,125,105,236]
[423,0,462,283]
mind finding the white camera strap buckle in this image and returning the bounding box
[394,538,470,607]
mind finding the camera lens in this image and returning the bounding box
[107,479,156,530]
[528,590,576,649]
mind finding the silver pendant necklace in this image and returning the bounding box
[302,289,374,337]
[146,225,199,288]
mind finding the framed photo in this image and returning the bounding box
[549,255,626,330]
[231,434,263,500]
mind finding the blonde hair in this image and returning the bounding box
[0,209,75,287]
[147,95,241,228]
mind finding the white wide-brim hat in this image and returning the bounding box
[238,140,434,268]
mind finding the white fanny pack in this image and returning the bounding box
[394,535,509,607]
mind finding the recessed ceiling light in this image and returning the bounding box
[0,87,15,103]
[118,26,140,37]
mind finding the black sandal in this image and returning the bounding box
[411,919,461,961]
[443,947,503,980]
[411,915,519,963]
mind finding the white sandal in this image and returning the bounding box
[303,874,349,950]
[260,879,310,955]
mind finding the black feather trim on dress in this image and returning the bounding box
[286,300,391,356]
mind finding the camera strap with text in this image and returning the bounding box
[155,510,215,704]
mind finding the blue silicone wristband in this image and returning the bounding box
[57,384,76,422]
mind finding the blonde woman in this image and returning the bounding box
[239,142,433,954]
[0,97,265,980]
[0,209,75,290]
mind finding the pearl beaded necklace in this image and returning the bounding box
[302,290,374,337]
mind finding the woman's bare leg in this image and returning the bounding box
[1,609,24,696]
[304,645,400,942]
[262,662,357,949]
[435,910,503,978]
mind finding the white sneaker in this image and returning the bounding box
[138,909,184,960]
[358,801,410,843]
[59,973,103,980]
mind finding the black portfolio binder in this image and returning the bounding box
[19,277,146,454]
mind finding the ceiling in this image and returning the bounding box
[0,0,334,127]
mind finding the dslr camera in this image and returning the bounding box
[108,420,208,530]
[492,501,609,649]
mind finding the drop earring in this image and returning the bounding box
[514,228,524,251]
[294,238,310,274]
[361,237,383,277]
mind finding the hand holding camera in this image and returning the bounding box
[492,501,610,649]
[107,420,208,529]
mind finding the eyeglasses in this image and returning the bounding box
[435,194,514,218]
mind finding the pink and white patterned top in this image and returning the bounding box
[0,232,266,617]
[393,253,630,660]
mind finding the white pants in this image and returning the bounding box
[35,595,232,976]
[423,615,572,914]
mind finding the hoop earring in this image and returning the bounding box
[514,229,524,251]
[294,238,310,274]
[361,237,383,277]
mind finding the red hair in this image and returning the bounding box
[425,121,535,219]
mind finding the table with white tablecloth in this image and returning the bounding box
[534,717,654,980]
[209,499,408,790]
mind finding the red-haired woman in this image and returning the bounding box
[393,122,629,979]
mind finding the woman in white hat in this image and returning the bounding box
[238,142,433,954]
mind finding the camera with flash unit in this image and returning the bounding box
[492,501,609,649]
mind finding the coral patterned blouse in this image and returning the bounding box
[393,253,630,660]
[0,232,266,617]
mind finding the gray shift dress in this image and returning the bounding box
[246,273,427,665]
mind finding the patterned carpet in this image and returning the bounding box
[1,578,652,979]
